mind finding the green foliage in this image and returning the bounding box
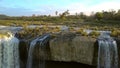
[55,11,58,16]
[91,27,98,30]
[89,30,100,38]
[69,27,75,31]
[95,12,103,20]
[0,10,120,35]
[52,26,61,33]
[76,28,88,36]
[60,10,70,20]
[79,12,87,19]
[0,9,120,22]
[111,30,120,37]
[16,26,62,39]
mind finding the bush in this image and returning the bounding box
[91,26,98,30]
[81,31,88,36]
[76,28,88,36]
[69,27,75,32]
[111,30,120,37]
[89,30,100,38]
[76,28,83,34]
[52,27,61,33]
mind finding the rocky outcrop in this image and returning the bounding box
[50,33,96,65]
[18,33,98,66]
[19,40,29,68]
[114,38,120,68]
[18,33,120,67]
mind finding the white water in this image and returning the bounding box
[97,34,118,68]
[26,34,49,68]
[0,32,20,68]
[26,38,40,68]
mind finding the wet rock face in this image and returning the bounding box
[18,36,51,68]
[50,33,96,65]
[17,33,120,67]
[114,38,120,68]
[32,41,51,61]
[18,33,98,66]
[19,40,29,68]
[72,36,96,65]
[50,33,76,61]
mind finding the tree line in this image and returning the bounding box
[0,9,120,23]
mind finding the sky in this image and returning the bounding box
[0,0,120,16]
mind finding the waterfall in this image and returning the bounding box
[26,34,50,68]
[0,32,20,68]
[97,34,118,68]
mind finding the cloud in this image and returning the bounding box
[63,3,87,14]
[60,1,120,15]
[89,1,120,11]
[0,0,120,16]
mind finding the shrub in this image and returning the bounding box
[89,30,100,38]
[91,27,98,30]
[81,31,88,36]
[52,27,61,33]
[69,27,75,31]
[76,28,84,34]
[111,30,120,37]
[76,28,88,36]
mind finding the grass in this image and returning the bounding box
[0,19,120,38]
[15,25,61,40]
[0,20,53,26]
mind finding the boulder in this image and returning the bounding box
[72,36,96,65]
[50,33,96,65]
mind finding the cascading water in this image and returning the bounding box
[97,34,118,68]
[26,34,50,68]
[0,31,20,68]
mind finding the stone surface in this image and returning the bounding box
[19,40,29,68]
[50,33,75,62]
[114,38,120,68]
[72,36,96,65]
[50,33,96,65]
[18,33,120,67]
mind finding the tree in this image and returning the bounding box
[114,9,120,20]
[0,14,9,19]
[32,14,36,17]
[79,12,86,19]
[55,11,58,16]
[102,10,116,20]
[48,14,51,17]
[60,10,70,20]
[95,12,103,20]
[64,10,70,16]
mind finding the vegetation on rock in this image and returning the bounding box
[89,31,100,38]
